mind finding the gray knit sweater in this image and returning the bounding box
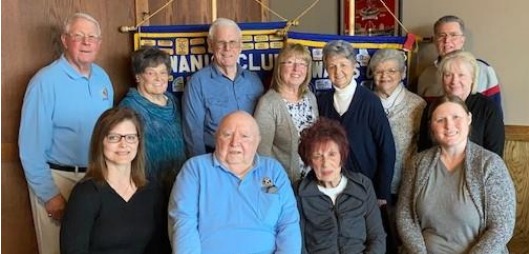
[397,141,516,254]
[383,89,426,194]
[254,89,318,182]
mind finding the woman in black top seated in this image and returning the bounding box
[296,117,386,254]
[60,107,170,254]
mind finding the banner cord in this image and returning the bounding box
[135,0,176,28]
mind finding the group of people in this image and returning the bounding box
[18,12,515,254]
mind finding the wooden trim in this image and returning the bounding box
[135,0,149,26]
[505,125,529,142]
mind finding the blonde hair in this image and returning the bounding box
[438,50,479,94]
[270,43,313,99]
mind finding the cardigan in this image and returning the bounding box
[383,89,426,194]
[318,85,396,201]
[397,141,516,254]
[254,89,318,181]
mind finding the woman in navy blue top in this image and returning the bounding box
[318,40,396,205]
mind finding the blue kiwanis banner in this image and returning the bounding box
[134,22,288,95]
[286,31,413,94]
[133,22,414,95]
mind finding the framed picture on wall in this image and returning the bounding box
[341,0,401,36]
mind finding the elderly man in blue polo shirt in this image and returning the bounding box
[182,18,264,157]
[169,111,301,254]
[18,13,113,254]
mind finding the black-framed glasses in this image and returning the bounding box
[106,134,139,143]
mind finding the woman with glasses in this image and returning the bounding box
[60,107,170,253]
[318,40,395,207]
[254,43,318,182]
[119,46,186,196]
[368,49,426,252]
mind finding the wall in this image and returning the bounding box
[269,0,339,34]
[2,2,136,253]
[1,0,266,253]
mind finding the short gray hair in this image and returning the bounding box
[208,18,242,41]
[322,40,356,65]
[368,49,406,74]
[63,12,101,36]
[434,15,465,35]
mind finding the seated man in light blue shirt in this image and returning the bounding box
[18,13,113,254]
[182,18,264,157]
[169,111,301,254]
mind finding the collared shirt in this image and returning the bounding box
[182,63,264,156]
[19,55,113,202]
[169,154,301,254]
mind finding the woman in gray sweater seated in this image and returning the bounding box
[397,95,515,254]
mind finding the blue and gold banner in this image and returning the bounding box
[134,22,415,95]
[286,31,414,93]
[134,22,288,94]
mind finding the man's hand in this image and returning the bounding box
[377,199,387,207]
[45,194,66,220]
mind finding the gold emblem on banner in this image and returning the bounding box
[191,46,207,54]
[254,42,270,50]
[176,39,189,55]
[140,39,156,46]
[254,35,269,42]
[190,38,205,45]
[270,41,284,49]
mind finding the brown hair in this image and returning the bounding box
[84,107,147,188]
[270,43,312,99]
[298,117,349,168]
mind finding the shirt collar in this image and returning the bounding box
[59,54,92,80]
[210,62,244,80]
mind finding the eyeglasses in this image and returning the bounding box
[214,40,240,49]
[435,33,464,42]
[106,134,139,143]
[373,69,400,76]
[280,60,308,68]
[67,33,101,43]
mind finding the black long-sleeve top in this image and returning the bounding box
[60,179,170,254]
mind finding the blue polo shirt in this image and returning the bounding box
[169,154,301,254]
[19,55,113,202]
[182,63,264,156]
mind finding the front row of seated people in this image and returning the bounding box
[60,104,515,253]
[52,16,514,254]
